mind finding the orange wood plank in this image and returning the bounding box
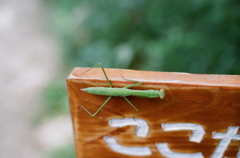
[67,67,240,158]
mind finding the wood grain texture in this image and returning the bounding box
[67,67,240,158]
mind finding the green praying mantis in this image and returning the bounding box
[79,63,165,117]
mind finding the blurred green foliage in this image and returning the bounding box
[46,0,240,74]
[45,142,75,158]
[43,0,240,157]
[42,80,69,117]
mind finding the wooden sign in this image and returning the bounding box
[67,67,240,158]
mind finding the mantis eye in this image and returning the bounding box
[159,89,165,99]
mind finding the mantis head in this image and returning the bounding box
[159,89,165,99]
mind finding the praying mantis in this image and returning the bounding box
[79,63,165,117]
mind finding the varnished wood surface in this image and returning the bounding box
[67,68,240,158]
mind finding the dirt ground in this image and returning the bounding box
[0,0,72,157]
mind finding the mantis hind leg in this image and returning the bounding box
[123,97,138,118]
[122,77,142,89]
[81,63,112,88]
[79,96,112,117]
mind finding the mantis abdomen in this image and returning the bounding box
[81,87,164,98]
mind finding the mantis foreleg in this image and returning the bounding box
[79,96,112,117]
[122,78,141,117]
[123,97,138,117]
[122,77,142,89]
